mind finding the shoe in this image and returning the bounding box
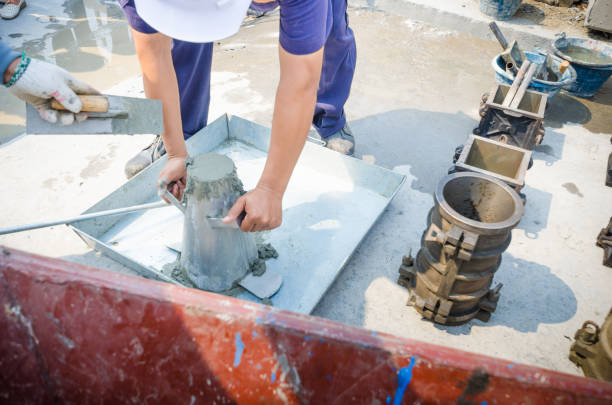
[124,135,166,179]
[323,124,355,156]
[1,0,26,20]
[247,1,279,17]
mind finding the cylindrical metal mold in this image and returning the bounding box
[399,172,523,325]
[179,153,258,292]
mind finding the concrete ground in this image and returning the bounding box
[1,0,611,376]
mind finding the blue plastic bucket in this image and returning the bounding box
[552,35,612,98]
[479,0,522,20]
[491,51,577,99]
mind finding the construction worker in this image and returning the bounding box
[120,0,357,232]
[1,40,97,124]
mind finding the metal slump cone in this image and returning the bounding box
[179,153,257,291]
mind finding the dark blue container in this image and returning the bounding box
[492,51,577,99]
[553,34,612,98]
[479,0,522,20]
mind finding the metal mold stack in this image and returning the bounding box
[479,24,548,152]
[397,61,552,326]
[474,82,547,151]
[596,217,612,268]
[452,135,532,192]
[398,172,523,325]
[454,72,546,199]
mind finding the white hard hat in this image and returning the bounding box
[134,0,252,43]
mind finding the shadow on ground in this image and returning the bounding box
[435,253,577,335]
[350,109,479,194]
[514,3,546,24]
[545,82,612,134]
[531,127,566,167]
[545,93,592,129]
[516,184,553,239]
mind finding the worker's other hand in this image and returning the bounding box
[5,56,99,125]
[224,186,283,232]
[158,156,187,202]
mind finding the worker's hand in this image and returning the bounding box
[5,56,99,125]
[158,156,187,202]
[224,185,283,232]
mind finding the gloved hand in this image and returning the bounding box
[6,56,99,125]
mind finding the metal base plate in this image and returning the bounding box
[70,115,405,314]
[239,272,283,299]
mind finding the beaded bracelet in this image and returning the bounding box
[5,52,31,88]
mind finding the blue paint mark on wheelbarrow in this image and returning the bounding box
[479,0,522,20]
[553,34,612,98]
[392,356,417,405]
[492,51,576,99]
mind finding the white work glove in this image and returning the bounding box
[7,58,99,125]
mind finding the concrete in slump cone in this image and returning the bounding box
[179,153,257,292]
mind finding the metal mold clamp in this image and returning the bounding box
[596,217,612,268]
[474,82,547,151]
[398,172,524,325]
[451,135,532,192]
[569,308,612,382]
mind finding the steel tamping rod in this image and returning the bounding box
[0,201,169,236]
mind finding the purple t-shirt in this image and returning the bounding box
[119,0,332,55]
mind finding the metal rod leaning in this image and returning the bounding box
[0,201,169,236]
[489,22,509,50]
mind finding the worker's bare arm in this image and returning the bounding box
[262,46,324,197]
[131,29,187,200]
[225,45,324,232]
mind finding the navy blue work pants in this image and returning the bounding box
[175,1,355,139]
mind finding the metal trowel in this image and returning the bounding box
[26,94,163,135]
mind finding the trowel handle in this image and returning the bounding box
[559,60,570,74]
[50,95,109,112]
